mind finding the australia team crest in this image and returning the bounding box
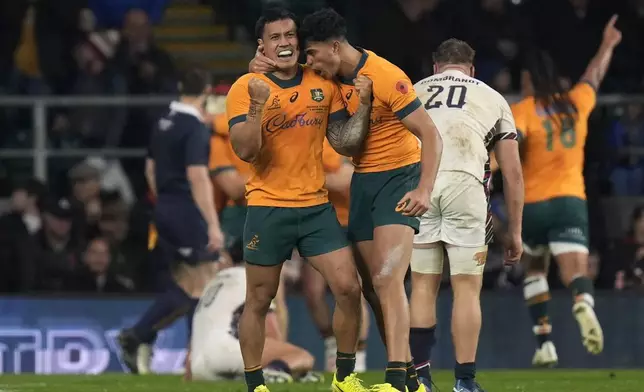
[310,88,325,102]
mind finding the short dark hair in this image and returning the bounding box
[13,178,47,198]
[255,5,298,39]
[179,68,212,96]
[300,8,347,44]
[433,38,476,65]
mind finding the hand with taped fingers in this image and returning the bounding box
[249,44,278,74]
[396,186,430,217]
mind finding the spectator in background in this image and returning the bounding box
[34,0,95,96]
[89,0,170,29]
[114,9,176,95]
[12,5,49,95]
[609,103,644,195]
[65,236,134,293]
[34,198,81,291]
[0,1,28,90]
[70,30,128,148]
[615,206,644,291]
[69,161,103,230]
[86,157,137,206]
[96,191,146,283]
[471,0,524,85]
[0,179,47,293]
[114,8,177,161]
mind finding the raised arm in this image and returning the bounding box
[580,14,622,89]
[326,76,373,157]
[227,77,270,162]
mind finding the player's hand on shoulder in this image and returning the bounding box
[396,186,430,217]
[602,15,622,48]
[354,75,373,105]
[503,233,523,265]
[249,44,278,74]
[207,224,225,252]
[248,77,271,104]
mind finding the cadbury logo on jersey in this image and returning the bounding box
[264,113,324,133]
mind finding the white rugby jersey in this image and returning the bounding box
[191,266,275,347]
[414,69,517,183]
[192,266,246,348]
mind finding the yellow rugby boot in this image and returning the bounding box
[332,372,369,392]
[253,386,270,392]
[369,383,401,392]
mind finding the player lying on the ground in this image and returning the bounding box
[186,243,323,384]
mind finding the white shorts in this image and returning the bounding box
[190,333,243,381]
[411,243,488,275]
[414,172,488,247]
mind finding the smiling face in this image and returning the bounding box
[305,40,341,80]
[259,18,299,69]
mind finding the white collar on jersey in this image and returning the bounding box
[169,101,203,121]
[440,69,468,77]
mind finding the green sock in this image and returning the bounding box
[570,276,595,305]
[385,361,407,392]
[406,361,421,392]
[244,367,265,392]
[336,352,356,382]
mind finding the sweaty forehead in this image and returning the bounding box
[263,19,297,37]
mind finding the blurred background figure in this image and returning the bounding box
[0,178,47,293]
[609,104,644,196]
[614,206,644,291]
[64,235,135,292]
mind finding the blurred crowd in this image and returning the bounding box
[0,0,643,295]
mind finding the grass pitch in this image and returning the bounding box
[0,370,639,392]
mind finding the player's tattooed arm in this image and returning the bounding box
[581,15,621,90]
[230,78,270,162]
[326,102,371,157]
[327,76,374,157]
